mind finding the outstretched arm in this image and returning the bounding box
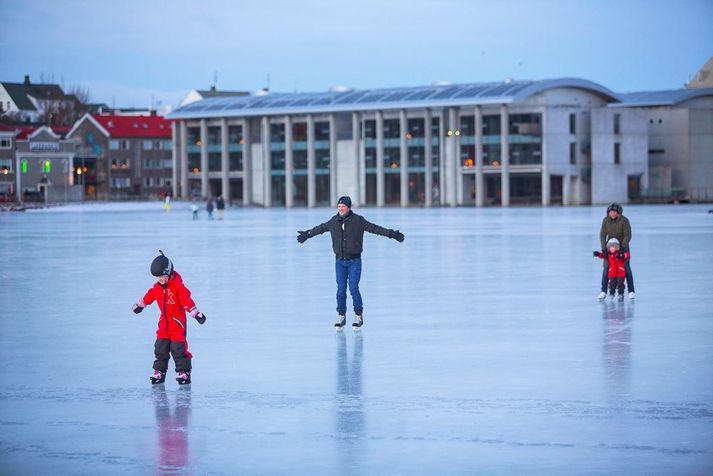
[297,221,330,243]
[132,287,156,314]
[363,218,405,242]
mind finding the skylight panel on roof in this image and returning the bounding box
[482,84,515,96]
[380,91,412,102]
[310,97,334,105]
[430,86,464,99]
[357,93,389,103]
[453,85,490,99]
[404,89,436,100]
[333,91,369,104]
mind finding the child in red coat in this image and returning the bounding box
[594,238,630,300]
[132,251,206,385]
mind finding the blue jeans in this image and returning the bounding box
[335,258,363,314]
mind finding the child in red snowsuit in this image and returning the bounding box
[132,251,206,385]
[594,238,630,300]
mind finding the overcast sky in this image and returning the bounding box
[1,0,711,108]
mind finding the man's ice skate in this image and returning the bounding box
[598,291,606,300]
[352,313,363,329]
[618,294,625,301]
[334,314,346,330]
[150,370,166,384]
[628,292,636,300]
[176,371,191,385]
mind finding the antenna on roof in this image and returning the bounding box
[212,70,218,91]
[266,73,270,92]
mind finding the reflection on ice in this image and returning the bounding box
[153,387,192,475]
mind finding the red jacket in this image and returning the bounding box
[141,272,197,341]
[596,250,629,278]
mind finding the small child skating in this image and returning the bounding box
[191,200,199,220]
[593,238,630,301]
[132,251,206,385]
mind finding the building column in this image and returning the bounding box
[261,116,271,208]
[200,119,208,198]
[541,108,550,206]
[455,109,464,206]
[284,115,294,208]
[399,109,409,207]
[438,110,445,205]
[359,115,367,206]
[180,121,188,198]
[424,108,433,208]
[352,112,361,206]
[375,110,385,207]
[475,106,485,207]
[307,114,316,208]
[221,118,230,202]
[500,104,510,207]
[446,108,458,207]
[171,122,179,199]
[15,155,22,203]
[329,113,338,205]
[242,119,252,206]
[563,174,573,205]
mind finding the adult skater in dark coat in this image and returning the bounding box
[297,196,405,329]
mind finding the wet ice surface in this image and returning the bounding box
[1,202,712,475]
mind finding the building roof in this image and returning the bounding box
[86,114,172,138]
[613,88,713,107]
[196,89,250,98]
[168,78,620,120]
[1,82,38,111]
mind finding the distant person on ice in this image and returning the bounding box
[191,200,199,220]
[594,238,629,300]
[132,251,206,385]
[296,196,405,329]
[206,198,214,220]
[598,203,635,300]
[216,195,225,220]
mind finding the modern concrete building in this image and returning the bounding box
[67,114,173,199]
[614,88,713,202]
[168,78,655,207]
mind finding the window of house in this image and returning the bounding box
[143,140,153,150]
[614,143,621,164]
[121,140,130,150]
[0,158,12,172]
[569,113,576,134]
[109,140,119,150]
[111,159,130,169]
[111,177,131,188]
[569,142,576,164]
[614,114,621,134]
[0,138,12,149]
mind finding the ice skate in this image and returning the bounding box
[598,291,606,300]
[618,294,625,301]
[334,314,346,330]
[352,313,363,329]
[150,370,166,384]
[628,292,635,300]
[176,371,191,385]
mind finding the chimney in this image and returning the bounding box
[24,75,30,85]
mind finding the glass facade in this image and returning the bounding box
[187,127,200,173]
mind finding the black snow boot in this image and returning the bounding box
[150,370,166,384]
[176,371,191,385]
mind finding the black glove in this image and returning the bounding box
[593,251,601,257]
[391,230,405,242]
[193,312,206,325]
[132,303,144,314]
[297,230,310,243]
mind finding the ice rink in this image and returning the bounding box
[1,202,712,475]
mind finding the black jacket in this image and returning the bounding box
[305,211,394,258]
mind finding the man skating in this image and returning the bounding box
[598,203,636,300]
[296,196,405,329]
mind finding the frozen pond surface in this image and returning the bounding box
[1,202,712,475]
